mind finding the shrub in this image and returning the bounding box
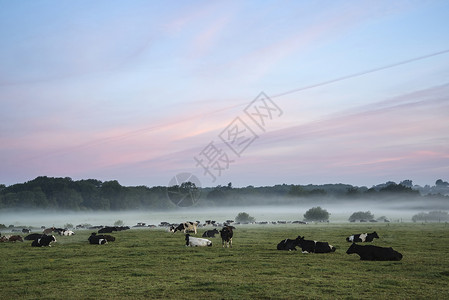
[304,206,330,222]
[235,212,255,223]
[348,211,374,222]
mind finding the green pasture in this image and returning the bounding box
[1,223,449,299]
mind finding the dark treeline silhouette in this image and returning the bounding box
[0,177,448,210]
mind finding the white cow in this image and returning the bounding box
[185,234,212,247]
[61,230,75,236]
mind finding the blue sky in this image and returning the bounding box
[1,0,448,188]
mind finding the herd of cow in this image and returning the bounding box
[1,221,403,261]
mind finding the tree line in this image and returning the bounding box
[0,176,448,211]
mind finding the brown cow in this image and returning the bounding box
[8,235,24,242]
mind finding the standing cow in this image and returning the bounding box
[171,222,198,234]
[346,243,403,261]
[346,231,379,243]
[296,236,335,253]
[220,226,235,248]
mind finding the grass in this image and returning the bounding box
[1,223,449,299]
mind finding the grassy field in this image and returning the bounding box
[1,223,449,299]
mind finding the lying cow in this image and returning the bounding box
[220,226,235,248]
[171,222,198,234]
[185,234,212,247]
[31,234,56,247]
[59,230,75,236]
[8,235,24,242]
[296,236,335,253]
[277,236,302,251]
[98,226,117,233]
[346,243,402,261]
[25,233,43,241]
[88,233,108,245]
[346,231,379,243]
[202,229,219,238]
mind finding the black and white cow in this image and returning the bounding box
[277,236,302,251]
[59,229,75,236]
[31,234,56,247]
[346,231,379,243]
[220,226,235,248]
[296,236,335,253]
[88,233,108,245]
[202,229,219,238]
[171,222,198,234]
[346,243,403,261]
[185,234,212,247]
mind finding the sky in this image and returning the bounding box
[1,0,448,188]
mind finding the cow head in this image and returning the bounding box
[346,243,357,254]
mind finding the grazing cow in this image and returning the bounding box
[346,243,403,261]
[25,233,43,241]
[296,236,335,253]
[31,235,56,247]
[220,226,235,248]
[277,236,302,251]
[202,229,219,238]
[346,231,379,243]
[185,234,212,247]
[98,226,117,233]
[171,222,198,234]
[88,233,108,245]
[8,235,24,242]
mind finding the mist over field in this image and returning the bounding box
[1,196,447,229]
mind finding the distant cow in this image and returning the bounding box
[296,236,335,253]
[171,222,198,234]
[202,229,219,238]
[59,230,75,236]
[220,226,235,248]
[346,243,403,261]
[185,234,212,247]
[88,233,108,245]
[31,235,56,247]
[25,233,43,241]
[346,231,379,243]
[22,228,31,234]
[43,227,56,234]
[277,236,302,251]
[8,235,24,242]
[98,227,117,233]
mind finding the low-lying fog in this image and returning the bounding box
[1,198,445,229]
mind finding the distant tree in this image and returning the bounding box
[304,206,329,222]
[64,223,74,229]
[412,211,449,222]
[114,220,124,226]
[235,212,255,223]
[435,179,449,187]
[288,185,307,197]
[400,180,413,188]
[349,211,374,222]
